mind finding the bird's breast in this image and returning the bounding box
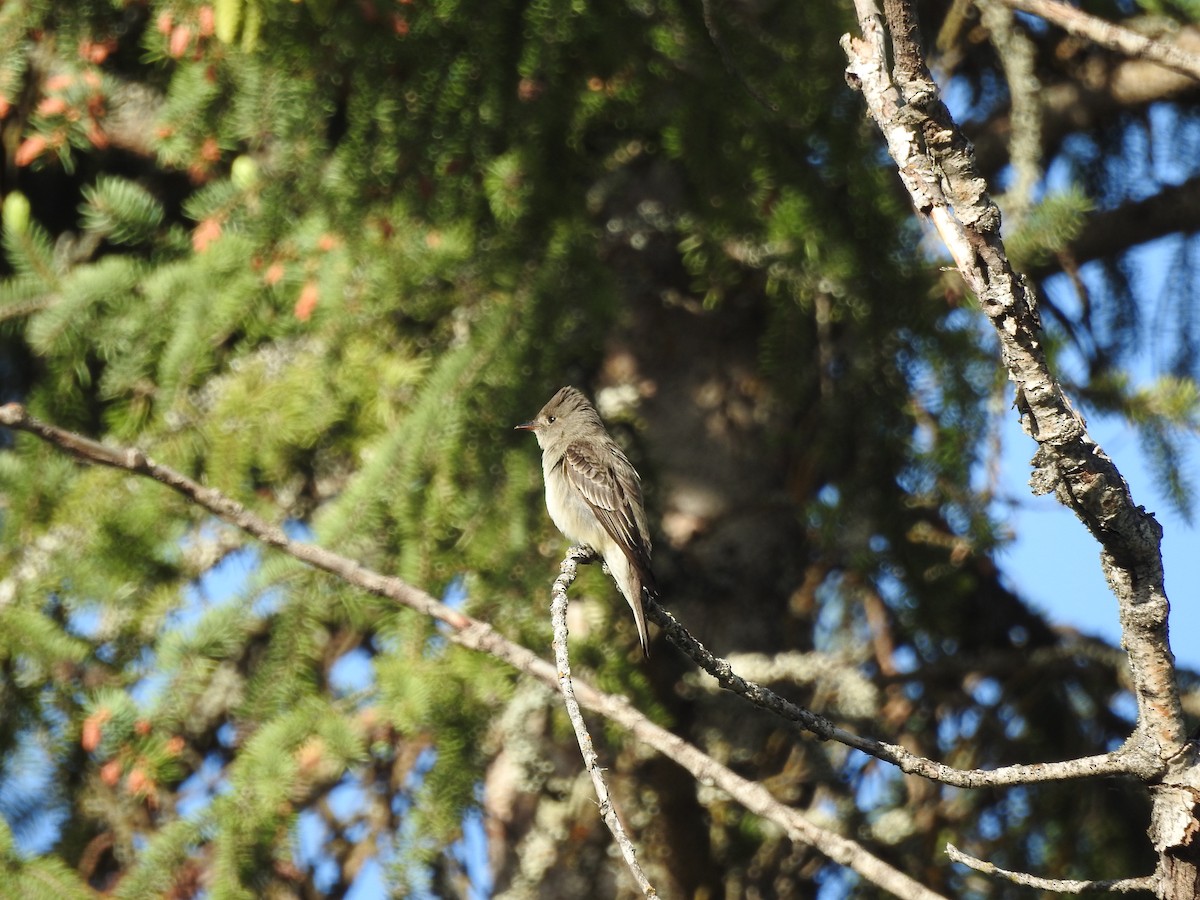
[543,455,604,546]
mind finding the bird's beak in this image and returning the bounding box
[514,421,537,431]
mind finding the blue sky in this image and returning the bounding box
[993,232,1199,670]
[942,82,1200,672]
[997,408,1199,670]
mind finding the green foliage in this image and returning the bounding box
[1131,0,1200,20]
[113,816,208,900]
[0,818,93,900]
[1115,374,1198,520]
[483,151,532,225]
[0,605,90,684]
[79,177,166,247]
[2,216,58,283]
[377,644,510,838]
[1004,186,1093,271]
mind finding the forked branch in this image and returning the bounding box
[0,402,945,900]
[841,0,1193,893]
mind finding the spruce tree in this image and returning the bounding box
[0,0,1198,896]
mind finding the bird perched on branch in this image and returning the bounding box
[516,386,656,657]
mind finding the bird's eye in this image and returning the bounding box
[547,416,556,424]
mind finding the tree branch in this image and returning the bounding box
[646,599,1153,784]
[3,402,1160,793]
[552,547,655,897]
[842,0,1195,892]
[1026,175,1200,282]
[0,402,945,900]
[970,40,1200,179]
[946,843,1157,893]
[843,0,1182,760]
[999,0,1200,83]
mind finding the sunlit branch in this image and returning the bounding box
[946,844,1156,893]
[0,402,945,900]
[646,600,1149,785]
[1000,0,1200,83]
[551,547,654,896]
[842,0,1183,763]
[841,0,1194,892]
[5,401,1155,794]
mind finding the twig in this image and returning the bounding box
[946,844,1156,893]
[552,547,655,897]
[646,599,1152,785]
[0,402,947,900]
[999,0,1200,83]
[568,654,952,900]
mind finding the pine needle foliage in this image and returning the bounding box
[0,818,94,900]
[79,177,166,248]
[1004,186,1093,272]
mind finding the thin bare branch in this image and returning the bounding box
[3,400,1154,791]
[572,655,953,900]
[946,844,1156,893]
[1000,0,1200,83]
[647,600,1148,785]
[0,402,946,900]
[552,548,655,897]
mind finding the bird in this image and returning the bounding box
[516,386,656,656]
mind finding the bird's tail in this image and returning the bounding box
[629,578,651,659]
[610,556,653,658]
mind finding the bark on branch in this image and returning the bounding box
[0,402,945,900]
[551,547,654,896]
[646,596,1154,785]
[946,844,1156,893]
[999,0,1200,83]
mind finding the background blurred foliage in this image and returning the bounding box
[0,0,1197,896]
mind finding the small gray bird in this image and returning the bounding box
[516,386,656,656]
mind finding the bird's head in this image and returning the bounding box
[515,386,602,449]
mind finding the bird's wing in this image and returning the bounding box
[561,441,656,591]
